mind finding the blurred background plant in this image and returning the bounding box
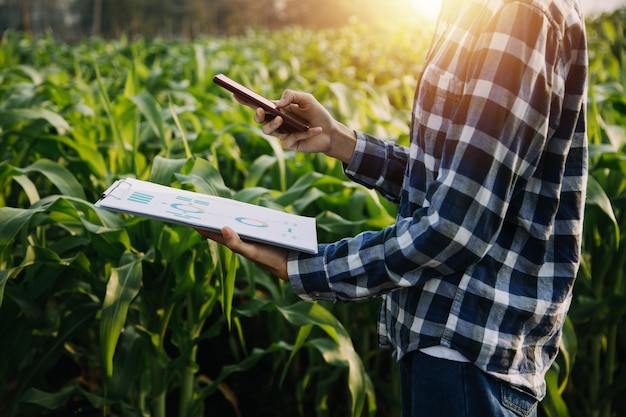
[0,21,427,417]
[560,8,626,417]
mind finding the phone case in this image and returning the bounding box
[213,74,310,132]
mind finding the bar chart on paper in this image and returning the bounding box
[95,178,318,254]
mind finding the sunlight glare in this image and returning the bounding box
[407,0,443,21]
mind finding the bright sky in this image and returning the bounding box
[581,0,625,15]
[407,0,624,21]
[408,0,444,21]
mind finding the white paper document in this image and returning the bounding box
[95,178,318,254]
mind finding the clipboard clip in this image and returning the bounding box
[98,179,132,201]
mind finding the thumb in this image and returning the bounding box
[276,89,298,108]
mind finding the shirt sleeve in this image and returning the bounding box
[289,2,567,302]
[343,131,409,204]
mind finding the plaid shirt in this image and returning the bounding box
[288,0,587,399]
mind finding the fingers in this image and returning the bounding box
[197,226,289,280]
[255,108,284,133]
[219,226,251,255]
[250,90,328,153]
[196,226,258,259]
[195,229,234,252]
[255,108,319,147]
[276,89,312,108]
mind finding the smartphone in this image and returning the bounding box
[213,74,310,133]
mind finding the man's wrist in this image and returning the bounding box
[328,122,357,164]
[287,249,337,302]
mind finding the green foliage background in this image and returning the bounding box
[0,9,625,417]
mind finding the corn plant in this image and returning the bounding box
[0,23,429,417]
[550,9,626,417]
[5,12,624,416]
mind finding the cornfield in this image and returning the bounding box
[0,10,624,417]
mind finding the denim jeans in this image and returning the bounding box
[400,350,538,417]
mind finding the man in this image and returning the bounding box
[200,0,588,415]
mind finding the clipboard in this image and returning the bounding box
[95,178,318,254]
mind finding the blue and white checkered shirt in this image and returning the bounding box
[288,0,588,399]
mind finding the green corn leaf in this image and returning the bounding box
[93,59,133,174]
[586,175,620,249]
[175,157,231,197]
[306,337,350,367]
[278,302,377,417]
[327,81,353,119]
[21,381,108,411]
[316,211,366,234]
[16,302,100,401]
[169,99,193,159]
[0,207,40,260]
[123,60,139,98]
[260,134,287,191]
[149,156,189,185]
[542,365,571,417]
[194,43,207,85]
[15,64,44,84]
[202,344,290,399]
[220,246,238,330]
[100,252,144,379]
[107,326,146,400]
[0,194,128,305]
[280,324,313,386]
[12,159,86,200]
[0,108,70,134]
[273,171,323,207]
[20,385,77,410]
[0,245,78,310]
[245,154,278,188]
[38,133,108,180]
[11,175,40,205]
[131,91,168,149]
[558,317,577,393]
[233,186,273,204]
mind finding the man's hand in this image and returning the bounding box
[255,90,357,164]
[233,89,356,164]
[197,226,289,281]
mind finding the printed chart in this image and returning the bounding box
[95,178,318,254]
